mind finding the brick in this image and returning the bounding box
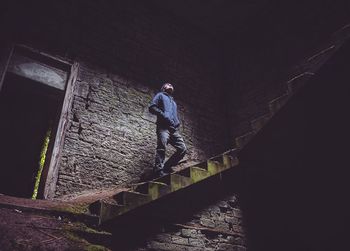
[171,236,189,245]
[232,245,247,251]
[217,243,234,251]
[200,218,216,228]
[181,229,198,238]
[188,238,205,247]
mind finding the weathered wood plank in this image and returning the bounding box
[43,62,79,199]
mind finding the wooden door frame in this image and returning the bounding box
[41,62,78,199]
[0,44,79,199]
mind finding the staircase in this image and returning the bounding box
[88,149,239,225]
[82,25,350,226]
[234,24,350,149]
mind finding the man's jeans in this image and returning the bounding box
[154,127,187,172]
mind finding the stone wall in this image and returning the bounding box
[107,170,247,251]
[2,0,229,197]
[139,194,246,251]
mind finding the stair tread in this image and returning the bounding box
[191,166,208,171]
[114,191,151,206]
[135,181,171,198]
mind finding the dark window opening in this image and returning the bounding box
[0,72,63,198]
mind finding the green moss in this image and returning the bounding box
[63,223,111,251]
[190,166,211,183]
[85,244,110,251]
[65,222,111,235]
[63,231,89,248]
[32,127,51,199]
[53,203,90,215]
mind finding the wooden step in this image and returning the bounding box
[99,200,128,224]
[235,131,255,149]
[286,72,314,94]
[207,154,230,175]
[88,199,127,224]
[155,174,193,192]
[306,45,336,64]
[135,181,171,200]
[207,159,227,175]
[177,151,239,182]
[114,191,152,207]
[269,94,289,114]
[222,149,239,168]
[189,166,211,183]
[179,166,211,183]
[93,191,153,224]
[251,113,271,133]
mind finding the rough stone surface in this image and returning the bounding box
[1,1,229,197]
[58,2,229,196]
[135,194,247,251]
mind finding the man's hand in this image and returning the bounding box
[169,126,177,133]
[162,113,175,128]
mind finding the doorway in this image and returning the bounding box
[0,72,63,198]
[0,45,75,199]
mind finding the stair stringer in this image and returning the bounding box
[233,26,350,149]
[86,149,239,225]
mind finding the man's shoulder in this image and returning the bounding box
[154,92,168,98]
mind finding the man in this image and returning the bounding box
[149,83,187,177]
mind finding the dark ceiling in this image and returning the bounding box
[151,0,272,36]
[151,0,350,38]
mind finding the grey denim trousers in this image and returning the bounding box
[154,127,187,172]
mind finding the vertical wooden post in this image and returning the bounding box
[42,62,79,199]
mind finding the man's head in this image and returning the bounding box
[161,83,174,94]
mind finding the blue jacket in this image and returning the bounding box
[149,92,180,129]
